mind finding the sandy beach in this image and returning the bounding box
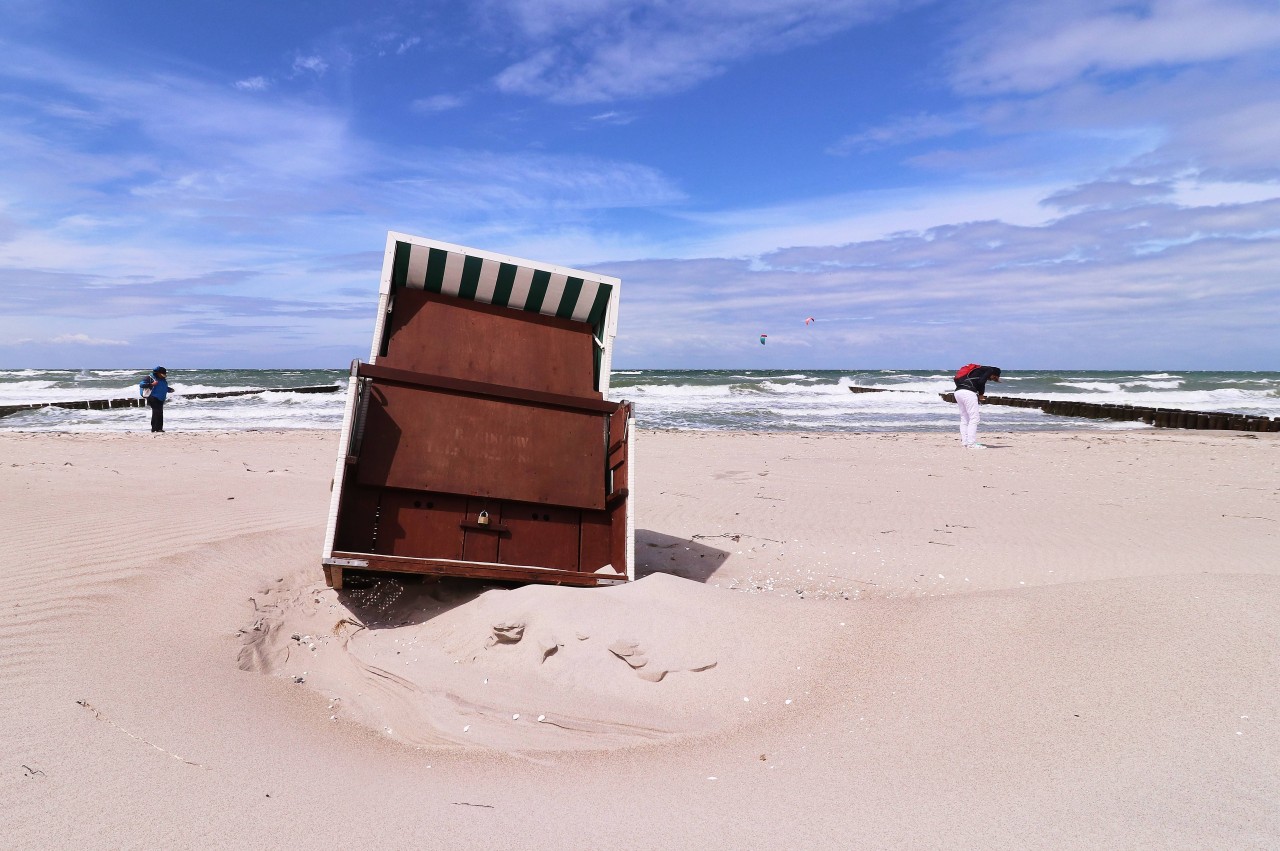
[2,428,1277,849]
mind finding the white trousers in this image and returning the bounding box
[956,389,980,445]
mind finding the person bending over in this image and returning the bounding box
[955,365,1001,448]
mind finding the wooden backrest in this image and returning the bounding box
[356,382,607,510]
[380,289,599,399]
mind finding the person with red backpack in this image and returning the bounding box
[954,364,1001,448]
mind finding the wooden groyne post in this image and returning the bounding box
[0,384,341,420]
[849,385,1279,432]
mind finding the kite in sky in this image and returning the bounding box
[805,317,815,325]
[759,334,768,345]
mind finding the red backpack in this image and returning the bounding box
[955,363,981,380]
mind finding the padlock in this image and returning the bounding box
[477,510,490,526]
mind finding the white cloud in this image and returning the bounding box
[1169,179,1280,207]
[381,148,684,215]
[605,196,1280,368]
[0,41,687,302]
[910,43,1280,186]
[664,183,1062,259]
[49,333,129,346]
[953,0,1280,94]
[589,110,637,126]
[489,0,913,103]
[292,54,329,76]
[234,76,270,91]
[4,4,1279,368]
[411,94,465,113]
[828,113,974,154]
[1042,180,1175,211]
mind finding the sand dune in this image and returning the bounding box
[1,429,1277,849]
[236,571,782,751]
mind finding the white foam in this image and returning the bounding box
[1121,380,1182,389]
[6,369,1278,434]
[1057,381,1125,392]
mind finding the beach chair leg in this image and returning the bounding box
[324,564,344,590]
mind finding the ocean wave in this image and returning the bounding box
[1057,381,1125,392]
[0,381,136,404]
[1031,387,1275,410]
[172,384,285,395]
[1121,380,1183,389]
[1056,375,1184,391]
[0,380,58,394]
[619,383,734,398]
[6,369,1279,433]
[864,372,951,382]
[757,380,851,395]
[856,380,951,393]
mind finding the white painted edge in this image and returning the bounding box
[368,291,391,364]
[379,233,400,295]
[625,412,636,582]
[321,370,363,560]
[324,554,578,573]
[596,277,622,394]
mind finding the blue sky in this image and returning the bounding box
[2,0,1279,369]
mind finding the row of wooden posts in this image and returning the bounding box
[969,394,1280,432]
[849,385,1279,432]
[0,384,341,420]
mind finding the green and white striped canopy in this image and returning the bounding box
[389,239,614,333]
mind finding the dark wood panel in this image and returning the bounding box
[358,362,619,414]
[608,401,632,576]
[356,383,607,510]
[609,499,627,578]
[376,490,466,560]
[580,510,613,573]
[331,552,617,587]
[609,401,631,495]
[382,289,598,397]
[462,497,502,563]
[334,483,381,554]
[499,503,581,572]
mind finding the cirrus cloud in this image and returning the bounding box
[489,0,915,103]
[951,0,1280,94]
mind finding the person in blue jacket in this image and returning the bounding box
[139,366,172,433]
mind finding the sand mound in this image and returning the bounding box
[6,430,1278,849]
[239,571,813,751]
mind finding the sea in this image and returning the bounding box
[1,368,1278,433]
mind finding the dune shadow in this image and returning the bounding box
[635,528,731,583]
[335,572,505,631]
[331,530,732,628]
